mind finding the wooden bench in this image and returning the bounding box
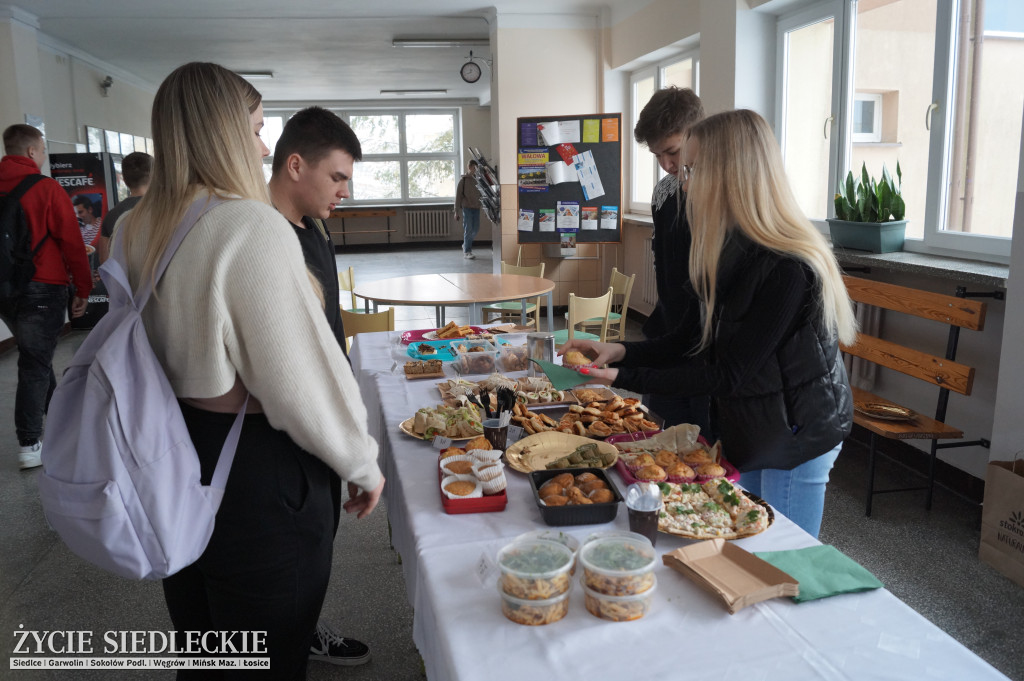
[328,208,397,245]
[841,275,990,516]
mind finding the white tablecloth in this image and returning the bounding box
[349,331,1008,681]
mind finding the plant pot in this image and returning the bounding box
[827,219,907,254]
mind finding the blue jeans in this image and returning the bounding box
[739,443,842,539]
[462,208,480,253]
[0,282,69,442]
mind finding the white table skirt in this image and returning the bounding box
[349,330,1008,681]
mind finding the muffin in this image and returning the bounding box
[442,460,474,475]
[695,462,727,478]
[682,449,713,466]
[654,449,679,468]
[465,436,492,451]
[634,464,667,482]
[632,453,657,468]
[665,462,696,481]
[440,447,467,460]
[444,477,479,493]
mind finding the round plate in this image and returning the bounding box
[504,431,618,474]
[657,487,774,541]
[855,403,915,421]
[398,417,480,442]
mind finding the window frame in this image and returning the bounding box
[261,106,462,206]
[852,93,883,143]
[776,0,1013,261]
[628,49,701,215]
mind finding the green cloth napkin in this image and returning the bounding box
[753,545,883,603]
[529,358,593,391]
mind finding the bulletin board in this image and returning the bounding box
[515,113,622,245]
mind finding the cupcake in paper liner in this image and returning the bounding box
[480,470,507,495]
[664,462,696,484]
[441,474,482,499]
[470,449,503,464]
[473,460,505,482]
[440,455,474,477]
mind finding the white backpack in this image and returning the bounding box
[38,196,246,580]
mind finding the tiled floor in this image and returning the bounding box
[1,244,1021,680]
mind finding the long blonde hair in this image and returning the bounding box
[119,62,270,286]
[684,109,856,350]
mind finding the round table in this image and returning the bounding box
[353,273,555,329]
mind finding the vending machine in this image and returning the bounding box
[49,153,130,328]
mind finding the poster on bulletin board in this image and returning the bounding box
[516,113,621,244]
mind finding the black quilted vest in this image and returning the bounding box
[709,236,852,471]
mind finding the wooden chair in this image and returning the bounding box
[480,261,546,329]
[841,275,989,516]
[552,287,613,346]
[340,307,395,353]
[338,267,364,314]
[576,267,635,342]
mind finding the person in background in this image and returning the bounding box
[0,124,91,470]
[115,62,384,678]
[71,194,103,247]
[561,109,854,538]
[98,151,153,263]
[632,86,711,436]
[454,159,481,259]
[268,105,375,668]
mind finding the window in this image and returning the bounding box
[852,94,882,143]
[777,0,1023,259]
[263,108,460,204]
[629,52,700,213]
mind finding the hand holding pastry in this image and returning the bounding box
[558,339,625,367]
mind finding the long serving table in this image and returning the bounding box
[349,331,1009,681]
[352,272,556,329]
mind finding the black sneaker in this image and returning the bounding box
[309,622,371,666]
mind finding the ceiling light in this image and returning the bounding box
[392,38,488,48]
[235,71,274,80]
[380,89,448,96]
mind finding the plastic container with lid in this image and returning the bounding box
[451,339,499,375]
[582,579,657,622]
[513,530,581,575]
[579,534,657,596]
[497,582,570,626]
[496,539,574,600]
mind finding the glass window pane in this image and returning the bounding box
[86,126,104,152]
[349,115,400,154]
[105,130,120,154]
[408,160,456,198]
[943,0,1023,238]
[662,58,693,89]
[353,161,401,200]
[119,133,135,155]
[406,114,455,153]
[145,138,155,156]
[262,116,284,157]
[850,0,936,238]
[782,18,834,220]
[632,75,656,207]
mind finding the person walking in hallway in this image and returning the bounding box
[455,159,481,259]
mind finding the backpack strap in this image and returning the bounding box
[108,195,247,490]
[1,175,49,252]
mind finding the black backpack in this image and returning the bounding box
[0,174,48,298]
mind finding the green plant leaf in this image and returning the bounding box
[892,193,906,221]
[878,181,892,222]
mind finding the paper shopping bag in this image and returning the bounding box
[979,458,1024,588]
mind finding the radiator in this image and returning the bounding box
[405,209,450,238]
[642,235,658,307]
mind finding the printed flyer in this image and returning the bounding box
[545,161,578,185]
[572,150,605,201]
[518,209,535,232]
[538,208,557,232]
[556,201,580,230]
[537,120,581,146]
[600,206,619,230]
[518,166,548,192]
[581,206,598,230]
[558,227,578,256]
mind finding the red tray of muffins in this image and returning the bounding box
[438,469,508,514]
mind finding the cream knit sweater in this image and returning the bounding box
[122,196,382,492]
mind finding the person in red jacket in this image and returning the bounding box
[0,124,92,470]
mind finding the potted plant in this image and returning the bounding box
[828,162,907,253]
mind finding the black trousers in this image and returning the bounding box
[0,282,69,442]
[163,403,334,679]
